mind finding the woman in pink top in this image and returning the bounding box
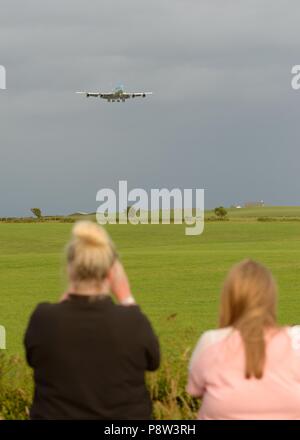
[187,259,300,420]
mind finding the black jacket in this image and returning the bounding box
[24,295,160,420]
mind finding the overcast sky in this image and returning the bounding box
[0,0,299,216]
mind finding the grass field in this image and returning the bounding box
[1,207,300,367]
[206,205,300,219]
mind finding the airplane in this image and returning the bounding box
[76,84,152,102]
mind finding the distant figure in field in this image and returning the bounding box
[24,221,160,420]
[187,259,300,419]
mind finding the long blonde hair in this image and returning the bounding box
[219,259,277,379]
[66,221,117,284]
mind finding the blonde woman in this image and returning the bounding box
[187,259,300,419]
[24,221,160,420]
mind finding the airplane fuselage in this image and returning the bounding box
[77,85,152,102]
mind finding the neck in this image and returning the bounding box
[68,280,109,297]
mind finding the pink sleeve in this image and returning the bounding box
[186,333,211,397]
[287,326,300,381]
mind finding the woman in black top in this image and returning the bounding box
[24,221,160,420]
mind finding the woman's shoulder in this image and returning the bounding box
[113,303,155,333]
[114,303,148,322]
[286,325,300,336]
[285,325,300,352]
[200,327,233,346]
[31,301,52,315]
[28,302,53,321]
[192,327,233,359]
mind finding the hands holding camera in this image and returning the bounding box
[60,260,136,305]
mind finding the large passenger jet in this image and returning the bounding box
[76,84,152,102]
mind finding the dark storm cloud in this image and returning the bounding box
[0,0,299,216]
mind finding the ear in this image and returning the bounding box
[105,265,115,289]
[107,258,118,280]
[106,265,114,283]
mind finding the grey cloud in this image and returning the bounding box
[0,0,299,216]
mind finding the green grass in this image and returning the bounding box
[1,212,300,364]
[206,205,300,219]
[1,207,300,419]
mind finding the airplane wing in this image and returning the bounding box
[76,91,113,99]
[125,92,153,98]
[76,91,153,100]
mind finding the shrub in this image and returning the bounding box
[0,354,198,420]
[147,361,199,420]
[0,354,31,419]
[206,216,229,222]
[257,217,300,222]
[214,206,228,219]
[59,217,77,223]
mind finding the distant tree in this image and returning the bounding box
[30,208,42,219]
[214,206,227,219]
[126,205,136,219]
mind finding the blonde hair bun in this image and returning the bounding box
[72,221,109,247]
[67,221,117,282]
